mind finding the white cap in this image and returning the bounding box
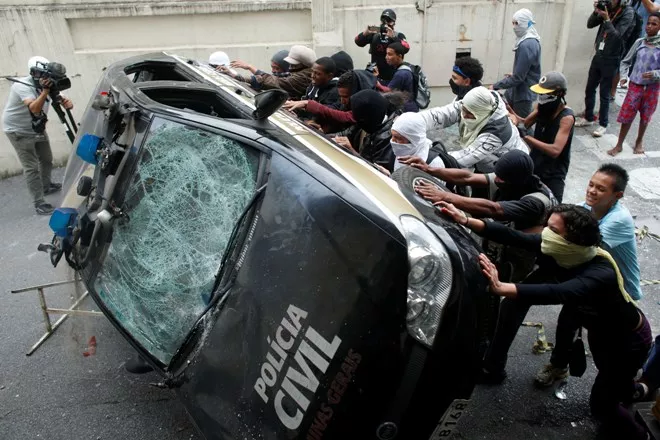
[28,56,49,70]
[208,51,230,66]
[283,45,317,68]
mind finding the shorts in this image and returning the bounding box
[617,82,660,124]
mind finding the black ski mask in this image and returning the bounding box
[449,79,472,99]
[537,94,564,121]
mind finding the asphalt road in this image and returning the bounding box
[1,92,660,440]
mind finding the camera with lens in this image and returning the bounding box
[30,61,72,95]
[366,62,378,74]
[597,0,612,11]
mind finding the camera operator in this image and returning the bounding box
[575,0,636,137]
[2,56,73,215]
[354,8,409,84]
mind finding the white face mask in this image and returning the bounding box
[538,94,558,105]
[390,141,414,157]
[513,25,527,38]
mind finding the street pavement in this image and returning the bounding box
[1,92,660,439]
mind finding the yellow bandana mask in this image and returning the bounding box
[540,227,634,303]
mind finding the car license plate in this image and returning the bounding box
[428,399,469,439]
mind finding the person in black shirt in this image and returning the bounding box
[413,149,555,232]
[513,72,575,202]
[439,202,650,440]
[304,57,339,106]
[354,8,409,84]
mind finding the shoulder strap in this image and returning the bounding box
[398,64,412,72]
[522,191,552,209]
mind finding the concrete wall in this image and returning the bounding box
[0,0,591,178]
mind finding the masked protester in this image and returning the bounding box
[492,9,542,118]
[450,57,484,101]
[2,56,73,215]
[282,69,377,133]
[390,112,446,170]
[514,72,575,202]
[417,86,528,172]
[610,12,660,155]
[336,90,397,171]
[439,201,650,440]
[576,0,636,137]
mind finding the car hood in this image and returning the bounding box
[176,153,412,439]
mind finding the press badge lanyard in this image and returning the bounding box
[599,8,623,51]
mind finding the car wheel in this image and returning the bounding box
[391,166,450,208]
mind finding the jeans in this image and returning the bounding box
[585,55,620,128]
[642,334,660,391]
[6,131,53,206]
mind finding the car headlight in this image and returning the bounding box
[400,215,453,348]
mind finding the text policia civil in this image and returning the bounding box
[253,304,362,434]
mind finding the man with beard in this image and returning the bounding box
[512,72,575,202]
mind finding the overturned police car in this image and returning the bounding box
[42,52,489,440]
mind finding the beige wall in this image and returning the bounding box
[0,0,590,177]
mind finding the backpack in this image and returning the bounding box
[427,141,460,168]
[399,63,432,109]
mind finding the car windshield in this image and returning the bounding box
[93,117,260,364]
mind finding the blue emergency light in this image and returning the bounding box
[49,208,78,237]
[76,134,103,164]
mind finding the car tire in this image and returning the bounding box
[391,166,450,208]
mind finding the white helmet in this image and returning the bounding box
[28,56,49,71]
[208,51,230,67]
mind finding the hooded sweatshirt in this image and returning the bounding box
[391,112,445,170]
[350,90,396,170]
[418,87,528,171]
[493,9,541,104]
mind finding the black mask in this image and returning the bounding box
[449,79,471,99]
[537,97,563,122]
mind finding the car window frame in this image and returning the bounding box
[85,112,271,373]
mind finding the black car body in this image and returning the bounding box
[45,52,489,440]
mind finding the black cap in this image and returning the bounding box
[381,9,396,21]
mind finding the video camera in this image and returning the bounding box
[597,0,612,11]
[30,61,72,95]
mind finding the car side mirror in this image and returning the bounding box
[252,89,288,120]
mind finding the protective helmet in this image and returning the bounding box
[28,56,49,71]
[208,51,230,67]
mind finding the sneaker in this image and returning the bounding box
[534,363,569,388]
[44,183,62,195]
[35,202,54,215]
[633,382,650,401]
[592,125,607,137]
[574,116,594,127]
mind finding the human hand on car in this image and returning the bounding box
[332,136,357,153]
[479,254,518,298]
[374,164,391,177]
[283,100,308,112]
[434,201,468,225]
[230,60,252,71]
[415,181,454,204]
[216,66,237,78]
[305,120,322,131]
[398,155,430,172]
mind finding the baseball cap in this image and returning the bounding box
[530,71,568,94]
[283,45,317,67]
[381,8,397,22]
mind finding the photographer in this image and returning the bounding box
[2,56,73,215]
[575,0,636,137]
[354,8,409,84]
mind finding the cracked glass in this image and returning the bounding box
[94,117,259,364]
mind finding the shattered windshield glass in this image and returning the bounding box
[94,117,259,364]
